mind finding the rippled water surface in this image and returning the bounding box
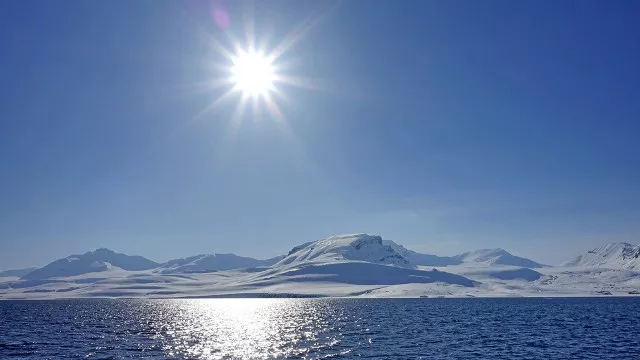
[1,298,640,359]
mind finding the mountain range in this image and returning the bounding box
[1,234,638,299]
[383,241,547,268]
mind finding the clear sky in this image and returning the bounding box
[1,0,639,269]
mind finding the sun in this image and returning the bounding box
[230,49,276,97]
[192,5,334,123]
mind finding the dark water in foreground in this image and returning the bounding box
[1,298,640,359]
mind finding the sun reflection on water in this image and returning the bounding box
[154,299,347,359]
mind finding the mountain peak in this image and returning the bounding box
[157,253,283,274]
[562,242,640,269]
[587,242,634,254]
[277,233,410,267]
[86,248,116,256]
[21,249,158,280]
[453,248,546,268]
[382,240,462,266]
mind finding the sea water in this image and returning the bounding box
[1,298,639,359]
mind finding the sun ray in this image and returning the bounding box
[194,87,236,120]
[268,86,292,109]
[251,95,260,122]
[242,1,256,52]
[275,74,329,93]
[268,3,340,61]
[263,93,285,123]
[212,97,248,171]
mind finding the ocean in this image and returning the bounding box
[1,298,639,359]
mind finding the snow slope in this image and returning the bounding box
[262,261,475,287]
[431,264,544,282]
[382,240,461,266]
[453,249,546,268]
[158,254,284,274]
[3,263,636,299]
[562,243,640,270]
[21,249,158,280]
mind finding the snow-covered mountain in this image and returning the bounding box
[383,240,461,266]
[0,267,37,278]
[158,254,284,274]
[3,235,639,299]
[562,243,640,270]
[21,248,158,280]
[452,249,546,268]
[276,234,410,267]
[266,234,475,288]
[380,241,545,268]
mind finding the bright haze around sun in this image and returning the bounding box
[191,1,332,130]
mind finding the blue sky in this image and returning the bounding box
[1,0,639,269]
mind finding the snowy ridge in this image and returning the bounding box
[383,240,461,266]
[562,243,640,270]
[276,234,410,267]
[21,249,158,280]
[158,254,284,274]
[453,248,546,268]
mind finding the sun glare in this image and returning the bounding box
[192,4,334,125]
[230,50,275,97]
